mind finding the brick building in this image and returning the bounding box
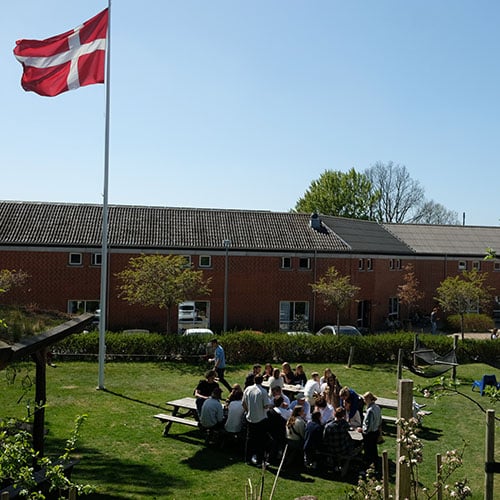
[1,200,499,333]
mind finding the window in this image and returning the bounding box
[199,255,211,268]
[279,301,309,331]
[388,297,399,318]
[458,261,467,270]
[91,253,102,266]
[299,258,311,270]
[472,261,480,271]
[68,300,99,315]
[494,262,500,272]
[390,258,401,270]
[281,257,292,269]
[366,258,373,271]
[182,255,192,268]
[69,253,82,266]
[358,259,364,271]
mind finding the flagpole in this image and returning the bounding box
[98,0,112,390]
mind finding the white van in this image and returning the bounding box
[178,301,196,322]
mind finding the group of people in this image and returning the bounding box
[194,342,382,474]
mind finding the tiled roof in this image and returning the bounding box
[321,215,413,254]
[0,201,351,252]
[384,223,500,257]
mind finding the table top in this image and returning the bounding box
[167,397,197,410]
[261,381,303,393]
[376,397,398,410]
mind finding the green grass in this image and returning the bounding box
[0,360,497,499]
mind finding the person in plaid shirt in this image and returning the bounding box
[323,406,362,458]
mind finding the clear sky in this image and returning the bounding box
[1,1,499,226]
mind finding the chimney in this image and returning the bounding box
[309,212,321,231]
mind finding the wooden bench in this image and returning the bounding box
[154,413,200,436]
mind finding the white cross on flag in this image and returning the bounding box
[14,9,108,97]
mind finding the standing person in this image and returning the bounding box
[357,391,382,470]
[209,338,232,392]
[321,373,342,410]
[339,386,363,428]
[242,374,270,466]
[430,307,439,334]
[303,372,321,407]
[285,405,306,469]
[303,410,323,470]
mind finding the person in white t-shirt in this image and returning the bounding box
[303,372,321,407]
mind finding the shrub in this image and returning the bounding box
[445,313,494,333]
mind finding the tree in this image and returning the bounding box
[397,264,424,324]
[408,200,460,225]
[435,269,493,340]
[365,161,425,223]
[310,266,360,330]
[116,254,211,333]
[0,269,28,293]
[294,168,379,219]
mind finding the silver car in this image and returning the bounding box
[316,325,362,336]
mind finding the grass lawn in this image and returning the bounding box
[0,360,498,499]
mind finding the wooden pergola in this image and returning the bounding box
[0,313,94,457]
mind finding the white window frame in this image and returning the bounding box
[199,255,211,268]
[91,253,102,266]
[388,297,399,318]
[358,259,364,271]
[472,261,480,271]
[366,258,373,271]
[281,257,292,269]
[68,300,99,315]
[299,257,311,270]
[458,260,467,271]
[69,253,82,266]
[279,301,309,331]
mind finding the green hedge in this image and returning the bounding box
[445,313,494,333]
[53,330,500,367]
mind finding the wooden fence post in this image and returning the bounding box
[436,453,442,500]
[452,335,459,381]
[485,409,495,500]
[347,346,355,368]
[396,379,413,500]
[1,491,10,500]
[382,450,389,500]
[396,349,403,392]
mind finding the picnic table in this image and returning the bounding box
[261,381,303,396]
[154,397,200,436]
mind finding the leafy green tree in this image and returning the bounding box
[0,269,28,293]
[310,266,360,330]
[116,254,211,334]
[294,168,379,219]
[435,269,493,340]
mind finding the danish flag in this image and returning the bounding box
[14,9,108,97]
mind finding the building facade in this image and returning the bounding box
[1,201,499,333]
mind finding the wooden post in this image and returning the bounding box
[347,346,355,368]
[1,491,10,500]
[69,487,77,500]
[485,409,495,500]
[397,349,403,392]
[32,348,47,459]
[382,450,389,500]
[396,379,413,500]
[413,333,418,367]
[452,335,459,382]
[436,453,442,500]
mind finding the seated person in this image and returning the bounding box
[200,387,225,430]
[339,386,363,428]
[267,368,284,396]
[289,392,311,422]
[294,364,307,386]
[314,394,334,425]
[224,386,245,434]
[281,362,295,385]
[303,410,323,469]
[244,364,262,388]
[194,370,220,416]
[270,385,290,406]
[323,407,362,459]
[262,363,274,381]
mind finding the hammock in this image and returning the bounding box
[404,339,458,378]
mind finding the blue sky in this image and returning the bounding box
[1,1,499,226]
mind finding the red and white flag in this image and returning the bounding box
[14,9,108,97]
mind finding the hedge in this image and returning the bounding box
[52,330,500,367]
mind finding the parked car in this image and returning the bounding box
[286,331,313,336]
[182,328,214,336]
[316,325,362,336]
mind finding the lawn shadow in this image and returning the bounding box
[45,437,188,498]
[181,445,241,471]
[102,388,166,410]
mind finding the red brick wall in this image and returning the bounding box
[2,248,499,333]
